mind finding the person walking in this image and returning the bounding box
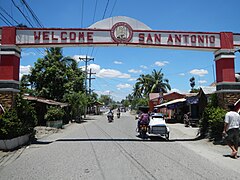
[223,104,240,159]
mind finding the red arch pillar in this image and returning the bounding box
[214,49,235,83]
[215,32,235,83]
[0,27,20,108]
[215,32,240,109]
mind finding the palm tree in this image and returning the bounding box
[135,74,152,97]
[133,69,171,98]
[148,69,171,93]
[133,83,142,98]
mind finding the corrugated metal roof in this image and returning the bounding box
[200,86,216,95]
[154,98,186,108]
[23,96,68,107]
[149,93,162,100]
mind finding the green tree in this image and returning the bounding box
[99,95,112,106]
[148,69,171,93]
[133,69,171,97]
[28,47,85,101]
[189,76,199,93]
[64,92,88,120]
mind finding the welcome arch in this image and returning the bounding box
[1,16,240,108]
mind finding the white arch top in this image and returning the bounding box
[2,16,240,51]
[89,16,152,30]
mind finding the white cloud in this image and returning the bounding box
[128,78,137,81]
[128,69,142,73]
[140,65,147,69]
[72,55,94,62]
[114,61,123,64]
[198,80,207,84]
[179,73,185,76]
[79,63,130,78]
[95,90,111,96]
[116,83,131,89]
[19,65,31,79]
[190,69,208,77]
[98,69,130,78]
[21,52,36,57]
[169,88,181,93]
[155,61,169,67]
[87,64,101,73]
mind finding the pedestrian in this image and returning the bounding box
[223,104,240,159]
[184,112,190,127]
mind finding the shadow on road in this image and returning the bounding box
[56,138,148,142]
[52,137,202,143]
[149,136,202,142]
[31,136,203,145]
[223,154,239,159]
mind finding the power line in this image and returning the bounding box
[102,0,110,19]
[20,0,44,27]
[0,15,11,26]
[0,6,20,25]
[81,0,84,27]
[11,0,34,27]
[109,0,117,17]
[0,12,13,25]
[92,0,98,24]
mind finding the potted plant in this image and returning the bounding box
[45,106,64,128]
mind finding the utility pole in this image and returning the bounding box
[79,55,94,94]
[88,68,96,95]
[79,55,94,118]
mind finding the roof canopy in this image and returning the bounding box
[23,96,68,107]
[154,98,186,108]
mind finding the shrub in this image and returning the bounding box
[44,106,65,121]
[199,106,226,141]
[0,109,22,139]
[0,93,37,139]
[15,93,37,134]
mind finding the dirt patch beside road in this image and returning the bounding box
[168,123,240,173]
[34,126,61,139]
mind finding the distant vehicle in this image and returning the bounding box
[120,107,126,112]
[148,113,170,140]
[107,111,114,123]
[117,111,120,118]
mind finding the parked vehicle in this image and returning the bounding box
[148,113,170,140]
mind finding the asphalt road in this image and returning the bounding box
[1,111,240,180]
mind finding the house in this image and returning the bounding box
[154,87,216,123]
[23,95,69,126]
[153,92,186,121]
[148,93,163,112]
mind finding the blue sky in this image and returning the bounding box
[1,0,240,101]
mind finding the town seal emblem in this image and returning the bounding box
[111,22,133,43]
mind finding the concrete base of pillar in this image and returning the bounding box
[0,80,20,89]
[0,80,19,109]
[0,91,19,109]
[216,82,240,109]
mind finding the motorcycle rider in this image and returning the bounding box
[117,108,121,118]
[107,109,114,121]
[137,108,150,132]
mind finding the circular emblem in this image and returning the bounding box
[111,22,133,43]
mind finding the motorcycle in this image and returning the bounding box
[107,112,114,123]
[117,112,120,118]
[139,124,148,139]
